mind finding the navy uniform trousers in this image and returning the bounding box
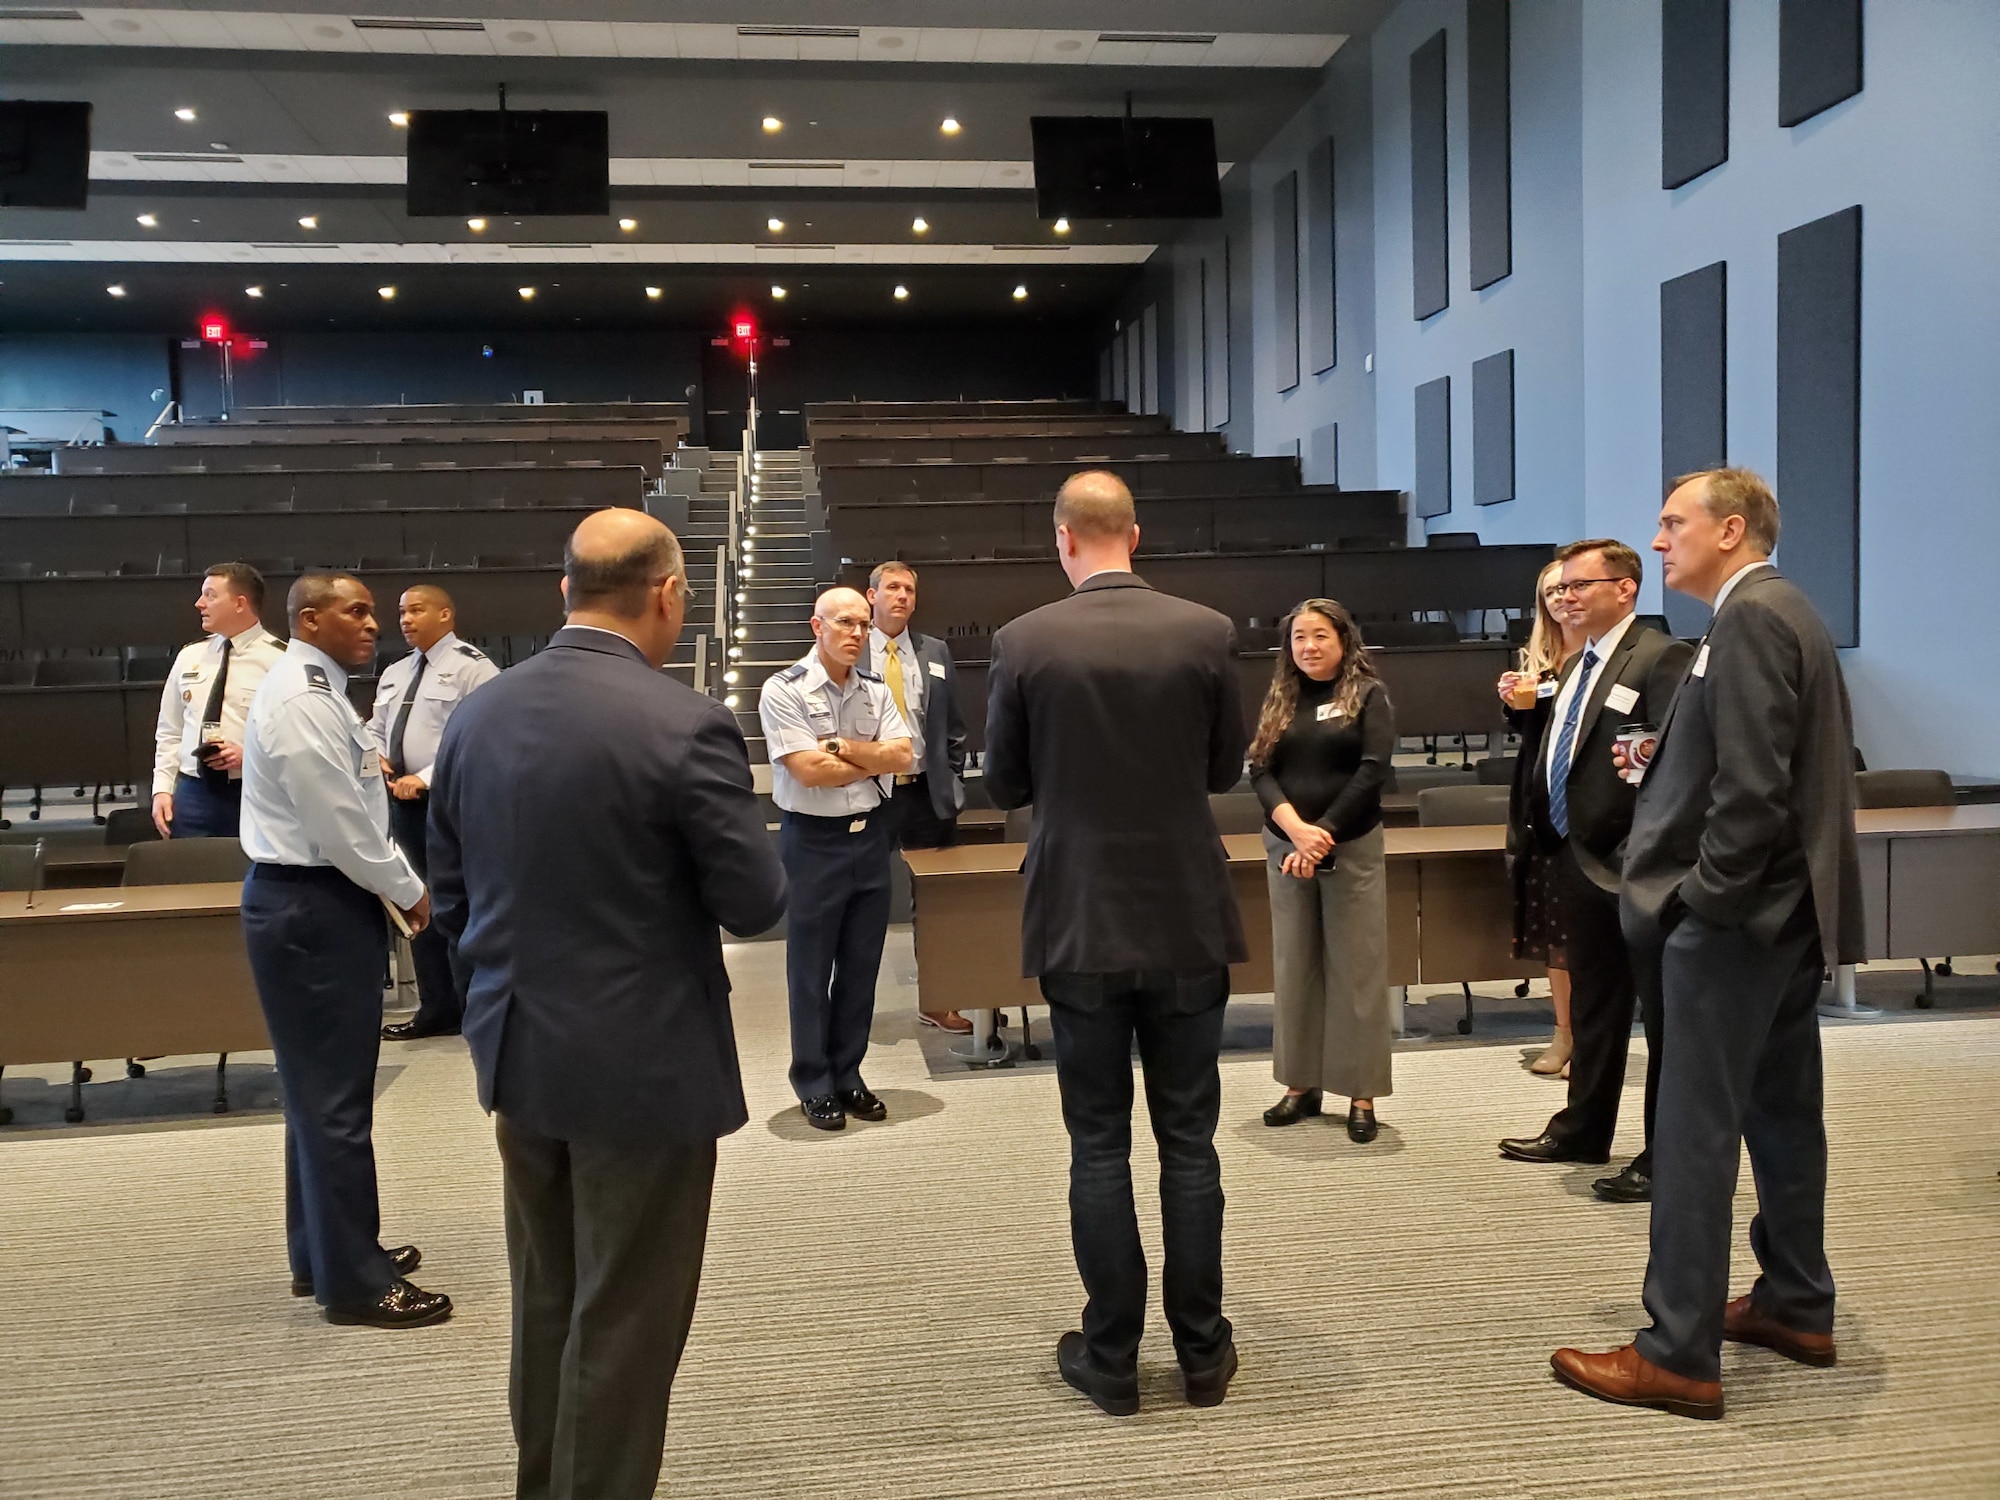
[240,864,397,1308]
[780,805,892,1100]
[171,770,242,838]
[388,794,461,1032]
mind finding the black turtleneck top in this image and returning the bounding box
[1250,675,1395,843]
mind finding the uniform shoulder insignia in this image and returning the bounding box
[776,663,808,682]
[302,664,333,692]
[455,643,487,660]
[855,668,883,684]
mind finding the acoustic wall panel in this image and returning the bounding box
[1124,319,1144,416]
[1660,260,1728,635]
[1662,0,1730,189]
[1308,422,1339,487]
[1097,345,1112,402]
[1467,0,1513,290]
[1777,204,1861,647]
[1138,303,1160,417]
[1410,30,1450,320]
[1273,170,1301,393]
[1205,247,1231,429]
[1779,0,1862,127]
[1472,349,1515,506]
[1304,137,1337,374]
[1414,376,1452,519]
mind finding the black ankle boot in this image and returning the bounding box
[1263,1089,1323,1126]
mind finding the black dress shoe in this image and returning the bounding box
[1592,1163,1652,1203]
[1182,1341,1239,1407]
[1498,1130,1610,1164]
[381,1020,461,1042]
[1263,1089,1322,1126]
[801,1095,846,1131]
[1347,1104,1379,1143]
[323,1279,452,1329]
[293,1243,421,1298]
[1056,1331,1139,1417]
[840,1086,887,1121]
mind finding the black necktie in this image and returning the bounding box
[387,652,427,775]
[200,636,232,726]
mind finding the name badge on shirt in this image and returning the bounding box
[1691,643,1711,679]
[1536,679,1558,699]
[1605,683,1640,714]
[848,818,868,834]
[927,661,946,680]
[1315,702,1342,722]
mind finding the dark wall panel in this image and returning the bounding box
[1410,30,1450,321]
[1304,137,1337,375]
[1662,0,1731,189]
[1779,0,1863,127]
[1777,204,1862,647]
[1472,349,1515,506]
[1308,421,1339,487]
[1467,0,1513,290]
[1660,260,1729,635]
[1414,376,1452,519]
[1273,170,1301,393]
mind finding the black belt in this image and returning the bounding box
[249,862,352,884]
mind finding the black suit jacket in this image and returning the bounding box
[1620,568,1864,967]
[858,628,967,821]
[983,571,1248,976]
[1507,618,1694,892]
[428,628,787,1146]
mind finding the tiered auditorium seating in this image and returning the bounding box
[53,436,666,478]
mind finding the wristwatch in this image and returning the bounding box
[822,736,844,757]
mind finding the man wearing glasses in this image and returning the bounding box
[1499,540,1692,1204]
[759,586,914,1131]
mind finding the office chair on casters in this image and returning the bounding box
[0,840,47,1123]
[1853,768,1959,1006]
[120,837,253,1109]
[1415,785,1511,1034]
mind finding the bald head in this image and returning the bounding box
[811,586,872,678]
[815,585,867,620]
[563,506,685,618]
[1054,469,1137,541]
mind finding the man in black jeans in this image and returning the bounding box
[984,470,1248,1417]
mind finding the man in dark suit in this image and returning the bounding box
[1499,540,1692,1201]
[428,508,787,1498]
[1553,468,1862,1421]
[984,469,1248,1419]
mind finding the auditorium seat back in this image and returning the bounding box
[0,839,44,892]
[1415,785,1510,826]
[1853,768,1955,809]
[122,837,251,886]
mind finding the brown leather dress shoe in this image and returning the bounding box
[1723,1294,1837,1367]
[918,1011,975,1034]
[1550,1344,1724,1420]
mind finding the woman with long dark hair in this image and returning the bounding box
[1248,599,1396,1142]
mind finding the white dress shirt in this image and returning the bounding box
[867,625,927,763]
[240,638,424,907]
[759,648,912,817]
[152,622,286,794]
[1544,609,1639,788]
[368,631,500,787]
[1709,559,1774,615]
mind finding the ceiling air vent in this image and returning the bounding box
[0,8,86,20]
[748,161,844,172]
[1097,32,1218,45]
[351,16,487,32]
[135,152,245,164]
[737,25,861,39]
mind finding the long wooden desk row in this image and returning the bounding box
[155,418,686,449]
[902,807,2000,1015]
[811,431,1224,468]
[819,455,1301,505]
[0,564,565,652]
[0,464,644,517]
[806,414,1169,441]
[53,436,666,479]
[804,399,1118,421]
[837,547,1552,642]
[222,400,690,426]
[827,490,1405,562]
[1,503,597,577]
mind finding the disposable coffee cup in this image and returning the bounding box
[1615,723,1660,785]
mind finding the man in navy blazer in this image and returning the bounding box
[429,508,785,1500]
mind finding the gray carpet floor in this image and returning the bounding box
[2,934,1997,1499]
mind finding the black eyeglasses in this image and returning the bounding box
[1546,578,1622,598]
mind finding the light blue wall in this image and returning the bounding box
[0,334,171,443]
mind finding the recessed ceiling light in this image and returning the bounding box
[1013,284,1028,300]
[762,116,782,133]
[767,217,784,233]
[377,285,396,299]
[298,215,319,230]
[893,284,909,300]
[940,116,961,135]
[519,286,536,300]
[771,285,787,299]
[174,107,196,122]
[135,213,158,228]
[388,111,409,127]
[467,217,487,232]
[1053,217,1071,234]
[245,285,264,298]
[645,286,662,299]
[106,284,127,297]
[911,216,929,234]
[618,217,637,231]
[209,142,230,152]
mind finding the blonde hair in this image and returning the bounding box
[1053,469,1136,540]
[1247,599,1384,768]
[1519,560,1569,678]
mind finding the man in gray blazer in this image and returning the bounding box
[1553,468,1862,1421]
[984,470,1248,1418]
[429,509,787,1498]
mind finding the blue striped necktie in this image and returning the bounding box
[1548,647,1599,840]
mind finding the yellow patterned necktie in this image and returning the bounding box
[884,638,910,726]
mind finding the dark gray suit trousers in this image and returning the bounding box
[1631,899,1836,1383]
[498,1115,717,1500]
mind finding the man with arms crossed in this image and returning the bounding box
[429,510,786,1499]
[1552,468,1861,1419]
[153,562,284,838]
[984,469,1248,1417]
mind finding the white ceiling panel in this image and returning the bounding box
[547,20,615,57]
[289,14,369,53]
[606,21,676,59]
[914,29,980,64]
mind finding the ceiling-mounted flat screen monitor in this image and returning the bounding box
[1031,115,1221,220]
[405,108,610,216]
[0,100,92,209]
